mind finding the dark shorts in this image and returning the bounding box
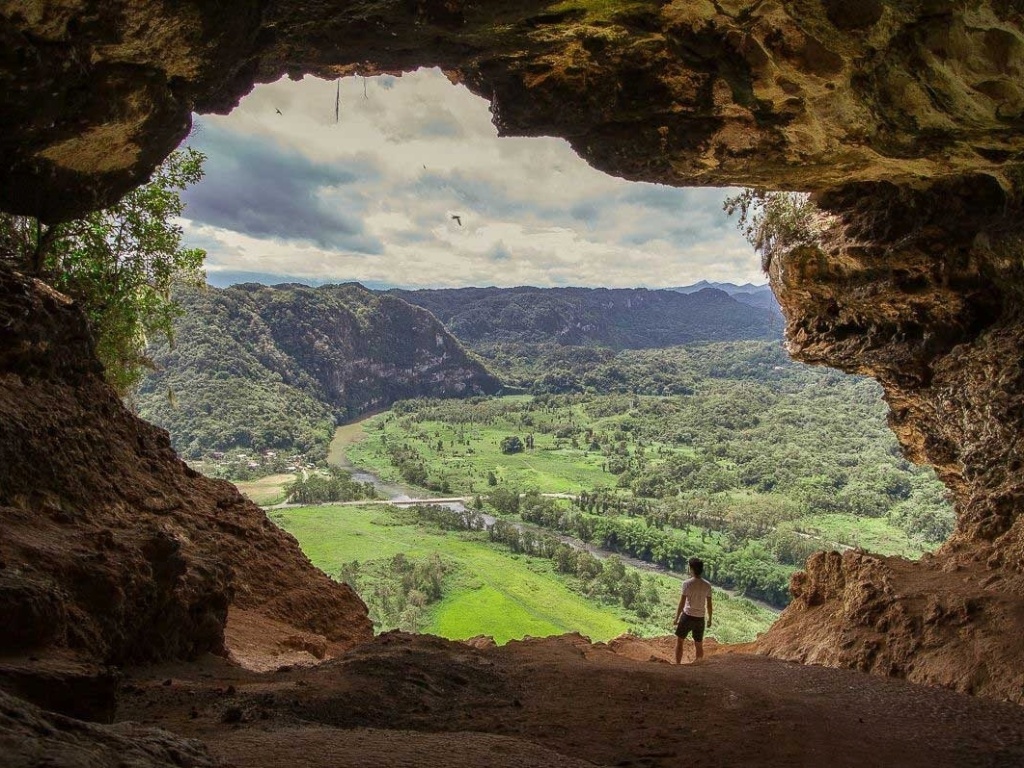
[675,614,706,642]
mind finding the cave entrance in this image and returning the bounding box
[156,70,954,649]
[4,0,1024,708]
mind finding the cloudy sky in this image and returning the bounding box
[180,68,762,290]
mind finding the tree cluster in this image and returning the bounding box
[409,500,662,618]
[1,148,207,395]
[286,467,377,504]
[340,552,450,632]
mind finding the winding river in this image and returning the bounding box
[325,423,779,615]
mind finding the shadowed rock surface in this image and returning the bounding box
[112,633,1024,768]
[0,264,372,676]
[0,688,218,768]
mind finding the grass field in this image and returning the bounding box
[346,413,615,494]
[272,504,628,643]
[270,504,776,644]
[786,513,931,559]
[234,473,297,505]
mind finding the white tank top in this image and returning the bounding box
[682,577,711,617]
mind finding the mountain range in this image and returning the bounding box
[138,282,500,458]
[138,281,782,459]
[392,285,781,348]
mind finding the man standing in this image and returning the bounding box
[673,557,713,664]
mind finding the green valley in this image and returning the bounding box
[342,341,952,609]
[271,502,776,644]
[140,282,955,646]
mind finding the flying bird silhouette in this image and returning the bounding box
[451,214,462,227]
[275,108,283,115]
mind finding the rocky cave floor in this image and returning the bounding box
[84,632,1024,768]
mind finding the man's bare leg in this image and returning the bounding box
[694,641,704,661]
[675,637,684,664]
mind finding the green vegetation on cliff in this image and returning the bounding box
[137,282,501,463]
[1,148,207,395]
[138,283,785,473]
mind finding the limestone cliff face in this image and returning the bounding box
[767,176,1024,552]
[0,264,372,671]
[3,1,1023,219]
[136,282,501,459]
[755,176,1024,703]
[757,546,1024,701]
[3,0,1024,702]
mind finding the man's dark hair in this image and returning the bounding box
[688,557,704,577]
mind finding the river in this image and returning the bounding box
[326,422,780,615]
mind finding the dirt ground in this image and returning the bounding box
[117,631,1024,768]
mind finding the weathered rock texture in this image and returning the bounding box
[2,0,1024,703]
[112,633,1024,768]
[0,688,218,768]
[0,263,371,681]
[756,176,1024,702]
[3,1,1024,219]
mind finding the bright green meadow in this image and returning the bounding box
[271,503,775,644]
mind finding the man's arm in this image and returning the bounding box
[674,591,686,624]
[706,592,713,627]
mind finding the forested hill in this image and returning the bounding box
[137,283,501,460]
[391,286,781,348]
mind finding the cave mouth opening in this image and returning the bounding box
[2,0,1024,708]
[167,69,955,649]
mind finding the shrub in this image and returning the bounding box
[500,435,525,454]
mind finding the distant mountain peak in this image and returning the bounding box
[392,284,782,349]
[671,280,769,295]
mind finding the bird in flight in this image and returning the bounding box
[451,214,463,227]
[275,108,283,115]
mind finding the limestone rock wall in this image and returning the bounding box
[756,549,1024,700]
[756,176,1024,702]
[0,264,372,667]
[3,2,1024,219]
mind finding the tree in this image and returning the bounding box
[500,435,525,454]
[0,147,207,395]
[489,486,520,516]
[722,189,828,271]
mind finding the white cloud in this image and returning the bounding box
[182,68,763,288]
